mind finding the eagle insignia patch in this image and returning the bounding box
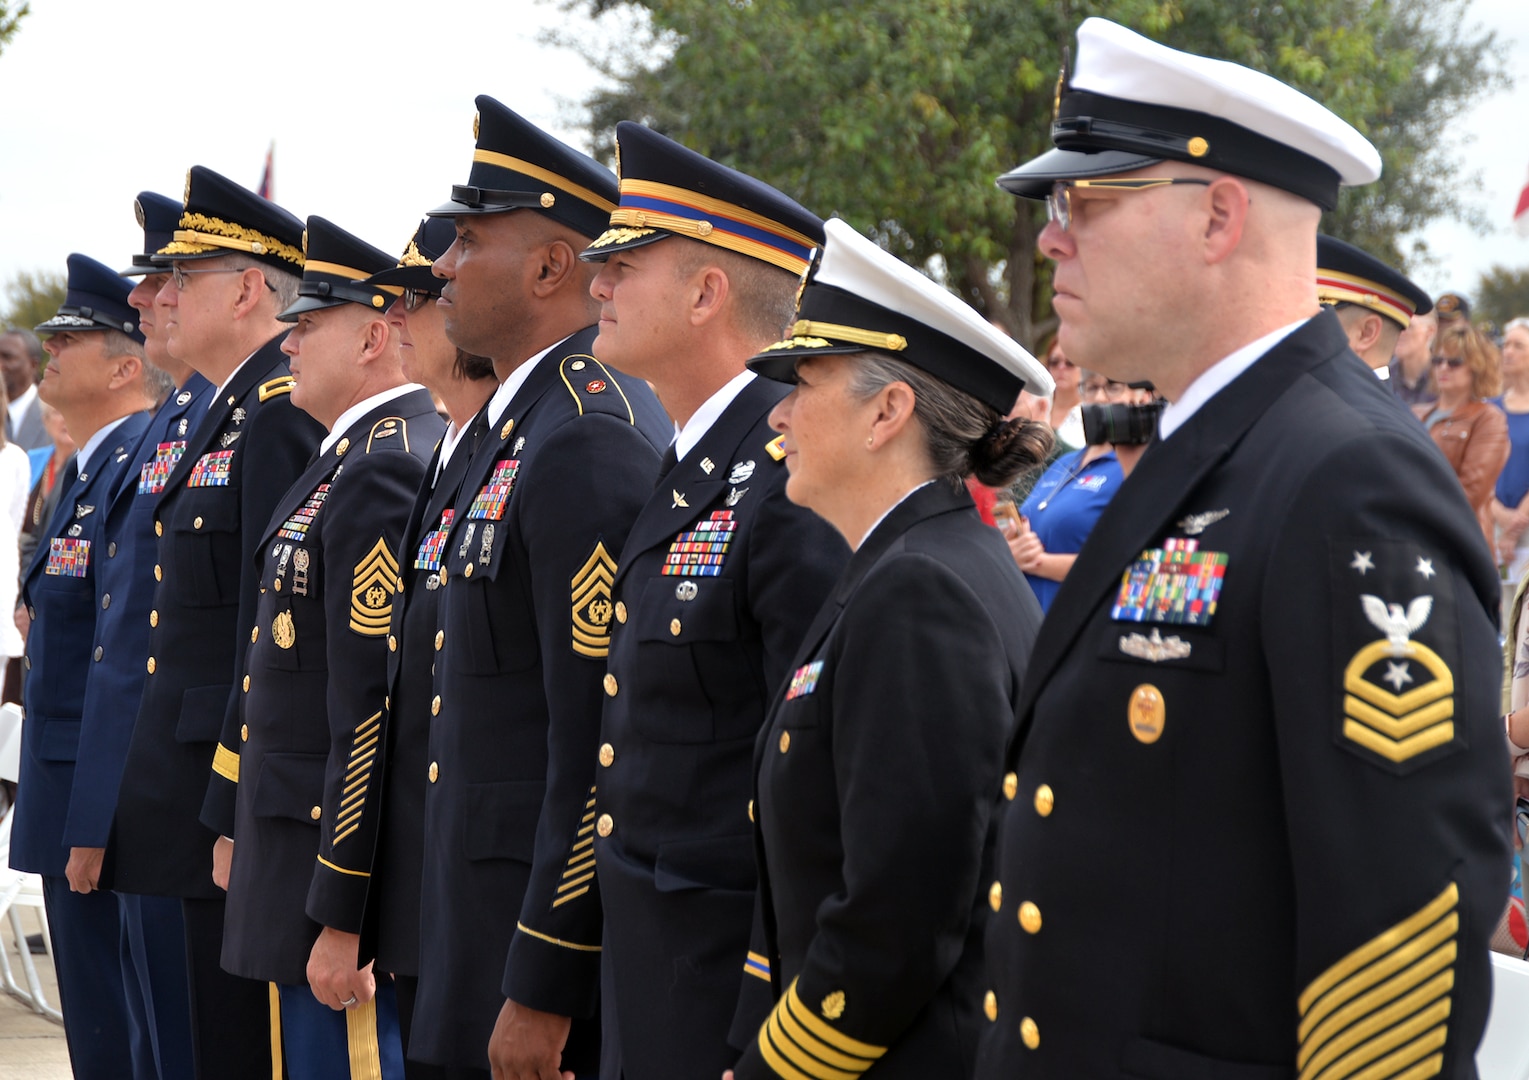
[1335,541,1458,771]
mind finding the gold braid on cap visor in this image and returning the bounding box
[159,213,305,267]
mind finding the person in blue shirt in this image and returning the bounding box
[1006,374,1156,610]
[1489,317,1529,577]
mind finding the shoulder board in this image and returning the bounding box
[765,434,787,461]
[365,416,409,453]
[258,376,295,402]
[559,355,636,424]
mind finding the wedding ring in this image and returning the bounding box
[341,994,358,1008]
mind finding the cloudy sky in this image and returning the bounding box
[0,0,1525,301]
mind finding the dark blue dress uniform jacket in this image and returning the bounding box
[216,390,442,985]
[974,312,1513,1079]
[353,409,487,979]
[730,480,1041,1080]
[12,412,152,875]
[594,375,849,1080]
[74,374,213,858]
[413,327,670,1071]
[109,335,326,897]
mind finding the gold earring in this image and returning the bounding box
[865,436,874,448]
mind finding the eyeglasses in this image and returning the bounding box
[1081,379,1131,400]
[170,265,275,293]
[1046,356,1075,369]
[1046,178,1213,232]
[1430,355,1466,369]
[402,287,439,313]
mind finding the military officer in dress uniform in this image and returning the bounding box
[326,216,497,1080]
[209,216,440,1079]
[107,166,324,1080]
[1317,234,1434,372]
[78,191,214,1080]
[412,97,670,1078]
[580,124,849,1079]
[726,218,1052,1080]
[11,254,156,1078]
[976,19,1511,1076]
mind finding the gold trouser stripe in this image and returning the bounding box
[269,983,283,1080]
[345,997,383,1080]
[515,921,601,952]
[213,744,240,783]
[1299,885,1458,1015]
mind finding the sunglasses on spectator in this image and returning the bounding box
[1081,379,1131,399]
[1430,355,1466,369]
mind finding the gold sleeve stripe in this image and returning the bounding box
[745,952,771,982]
[1296,884,1457,1080]
[212,744,240,783]
[772,979,885,1062]
[514,921,601,952]
[556,785,599,903]
[777,1000,871,1073]
[551,886,591,908]
[557,873,595,894]
[316,854,370,878]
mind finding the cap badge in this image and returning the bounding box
[540,193,556,208]
[135,199,147,228]
[1187,136,1210,158]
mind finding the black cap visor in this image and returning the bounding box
[997,147,1163,200]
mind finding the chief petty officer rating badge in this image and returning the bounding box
[1338,544,1457,770]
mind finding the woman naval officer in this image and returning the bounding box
[726,218,1054,1080]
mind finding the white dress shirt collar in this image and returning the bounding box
[1157,318,1308,440]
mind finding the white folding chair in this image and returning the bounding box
[1479,951,1529,1080]
[0,701,62,1024]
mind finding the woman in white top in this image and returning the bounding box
[0,381,32,688]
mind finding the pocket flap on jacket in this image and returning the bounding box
[654,832,755,893]
[251,752,327,824]
[634,576,739,644]
[463,779,545,863]
[175,684,232,745]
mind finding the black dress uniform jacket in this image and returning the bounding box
[352,411,486,978]
[594,375,849,1079]
[111,335,325,897]
[975,311,1512,1079]
[414,327,670,1070]
[217,390,441,984]
[730,480,1041,1080]
[11,414,151,876]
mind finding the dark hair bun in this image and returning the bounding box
[968,417,1053,488]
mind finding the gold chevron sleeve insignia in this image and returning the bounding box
[350,539,399,636]
[571,541,616,659]
[333,711,382,845]
[553,785,597,909]
[1342,640,1455,765]
[1295,883,1458,1080]
[258,376,294,402]
[756,978,886,1080]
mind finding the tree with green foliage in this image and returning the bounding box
[1476,266,1529,330]
[557,0,1507,350]
[2,269,67,336]
[0,1,28,58]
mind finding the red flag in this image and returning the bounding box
[1515,165,1529,238]
[257,142,274,201]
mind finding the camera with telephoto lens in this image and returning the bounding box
[1081,400,1164,446]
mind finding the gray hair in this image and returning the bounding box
[222,254,302,312]
[845,350,1051,488]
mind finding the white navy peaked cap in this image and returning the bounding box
[998,18,1382,210]
[748,219,1053,412]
